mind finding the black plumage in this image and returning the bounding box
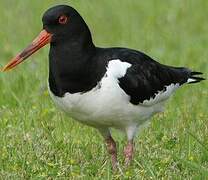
[49,45,204,104]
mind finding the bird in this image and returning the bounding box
[2,5,205,169]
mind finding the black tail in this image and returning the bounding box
[188,71,205,84]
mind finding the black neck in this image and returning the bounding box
[48,33,98,96]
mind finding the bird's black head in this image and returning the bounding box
[3,5,95,71]
[42,5,92,43]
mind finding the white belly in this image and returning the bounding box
[49,60,178,130]
[49,88,164,129]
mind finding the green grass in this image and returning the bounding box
[0,0,207,179]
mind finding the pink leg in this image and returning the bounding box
[105,136,118,170]
[124,140,134,165]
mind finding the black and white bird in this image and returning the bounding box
[3,5,205,169]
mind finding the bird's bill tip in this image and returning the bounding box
[2,29,52,72]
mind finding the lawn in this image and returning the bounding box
[0,0,207,179]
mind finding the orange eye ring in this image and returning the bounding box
[59,15,68,24]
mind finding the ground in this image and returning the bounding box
[0,0,207,179]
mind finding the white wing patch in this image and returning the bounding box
[106,60,131,78]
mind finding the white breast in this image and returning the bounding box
[49,59,178,130]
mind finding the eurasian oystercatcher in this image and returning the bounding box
[2,5,205,169]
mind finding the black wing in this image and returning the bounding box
[105,48,202,105]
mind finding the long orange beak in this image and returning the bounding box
[2,29,52,72]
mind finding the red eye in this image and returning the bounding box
[58,15,68,24]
